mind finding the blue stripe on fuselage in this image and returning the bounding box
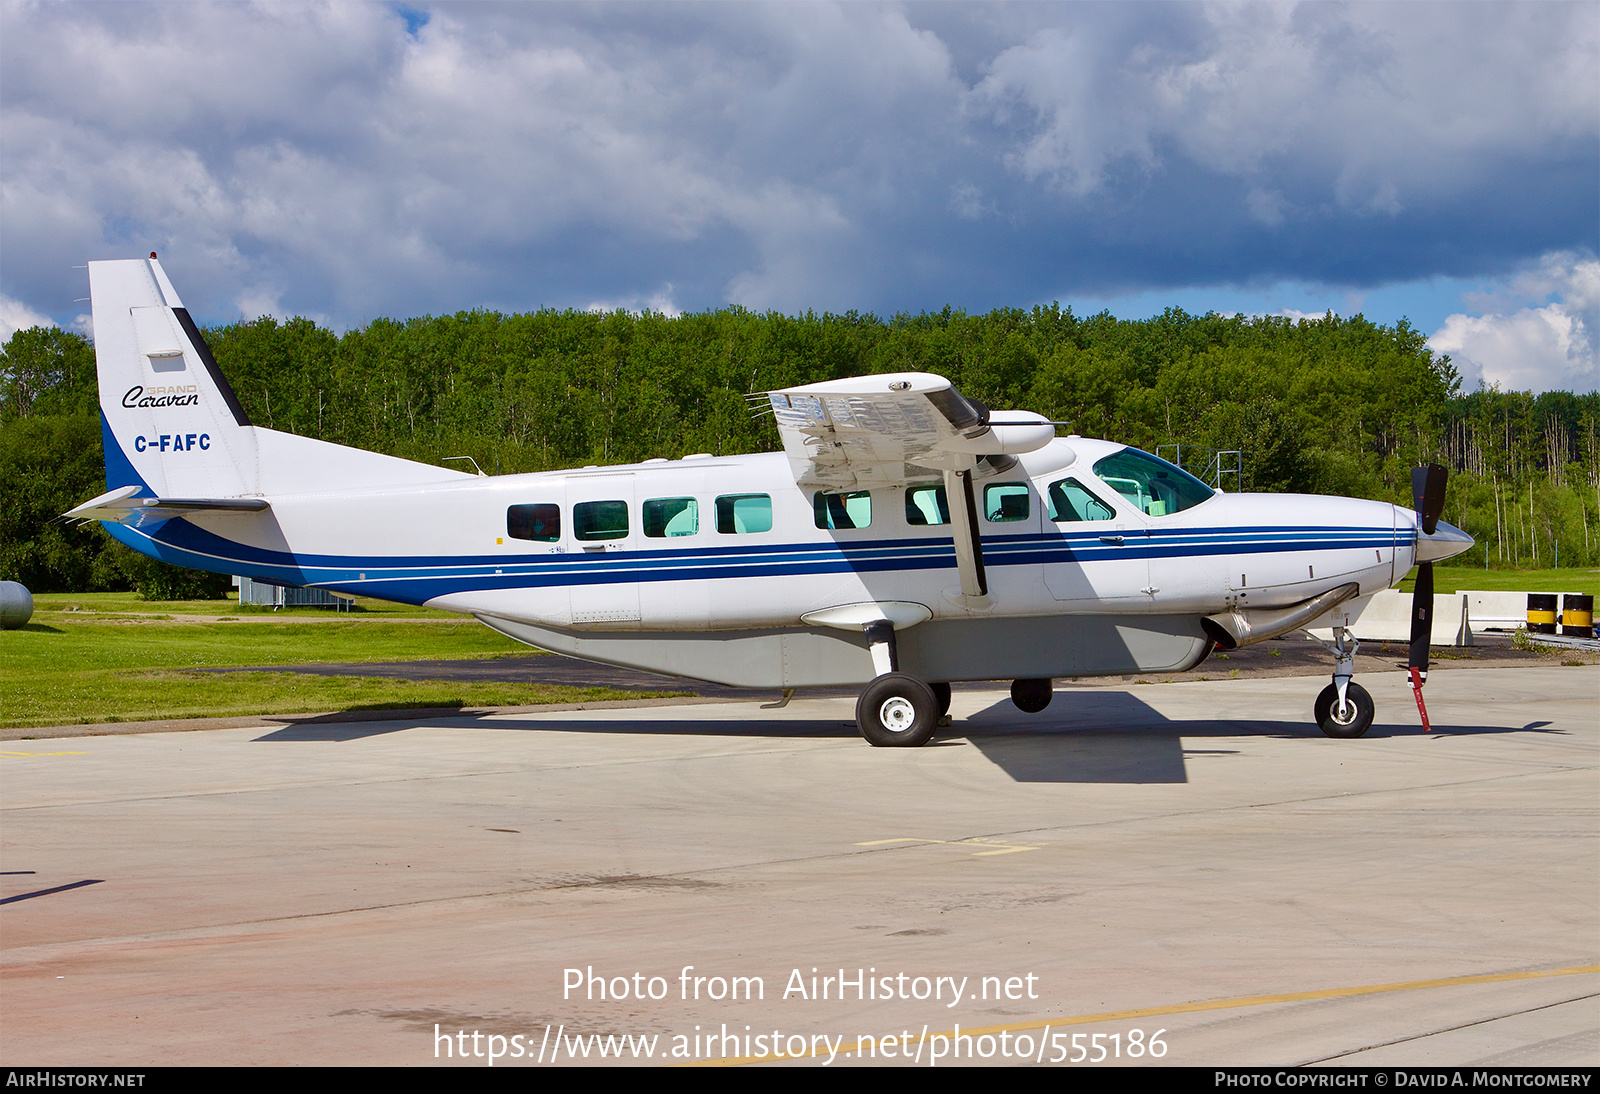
[116,517,1404,606]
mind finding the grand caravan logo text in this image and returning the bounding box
[123,385,199,408]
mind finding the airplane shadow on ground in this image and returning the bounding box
[251,691,1562,784]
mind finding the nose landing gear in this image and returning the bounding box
[1309,625,1374,738]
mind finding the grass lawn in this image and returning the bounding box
[1397,566,1599,597]
[2,596,668,729]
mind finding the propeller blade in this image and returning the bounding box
[1409,559,1434,675]
[1406,462,1447,731]
[1409,461,1446,679]
[1411,463,1447,535]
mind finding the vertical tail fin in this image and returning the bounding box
[91,256,261,499]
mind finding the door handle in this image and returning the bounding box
[1099,535,1124,544]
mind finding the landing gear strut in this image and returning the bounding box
[1308,625,1374,738]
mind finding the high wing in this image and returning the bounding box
[764,372,1058,599]
[64,484,271,524]
[764,371,1055,490]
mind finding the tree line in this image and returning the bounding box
[3,305,1596,595]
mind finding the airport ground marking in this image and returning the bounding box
[857,836,1041,856]
[0,751,87,757]
[689,963,1600,1067]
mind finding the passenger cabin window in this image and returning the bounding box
[643,497,698,538]
[1092,448,1215,517]
[716,494,772,534]
[507,503,560,542]
[814,490,871,530]
[904,485,949,526]
[983,482,1030,522]
[1047,478,1116,523]
[573,500,629,540]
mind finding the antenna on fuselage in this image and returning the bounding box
[443,456,487,477]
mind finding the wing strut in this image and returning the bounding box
[943,469,987,598]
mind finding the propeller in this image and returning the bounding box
[1407,463,1448,730]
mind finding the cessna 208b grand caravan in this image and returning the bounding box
[69,256,1475,746]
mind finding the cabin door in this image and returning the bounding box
[564,472,641,625]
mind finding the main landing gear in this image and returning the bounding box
[1308,625,1375,738]
[857,620,953,748]
[856,673,941,747]
[852,620,1055,747]
[855,620,942,747]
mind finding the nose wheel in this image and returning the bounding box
[1314,681,1374,738]
[1308,625,1374,738]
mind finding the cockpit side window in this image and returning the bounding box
[1047,478,1116,523]
[1091,448,1215,517]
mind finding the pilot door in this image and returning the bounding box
[1038,473,1151,605]
[564,472,641,624]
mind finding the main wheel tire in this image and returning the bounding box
[1314,681,1374,738]
[857,674,939,748]
[1010,678,1053,714]
[929,681,952,718]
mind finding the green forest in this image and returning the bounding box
[3,304,1597,596]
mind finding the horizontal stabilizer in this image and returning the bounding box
[64,485,270,524]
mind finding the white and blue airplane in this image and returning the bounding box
[68,256,1474,745]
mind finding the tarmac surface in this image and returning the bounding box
[2,662,1596,1067]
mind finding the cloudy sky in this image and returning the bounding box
[2,1,1595,392]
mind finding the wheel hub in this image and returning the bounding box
[877,696,917,732]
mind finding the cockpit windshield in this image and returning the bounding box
[1091,448,1216,517]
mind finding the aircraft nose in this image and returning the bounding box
[1416,519,1474,563]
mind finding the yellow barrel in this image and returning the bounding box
[1561,594,1593,638]
[1526,594,1557,634]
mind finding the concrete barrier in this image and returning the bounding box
[1308,589,1471,645]
[1460,590,1556,632]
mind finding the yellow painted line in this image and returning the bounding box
[856,837,1040,856]
[0,751,87,757]
[685,963,1600,1067]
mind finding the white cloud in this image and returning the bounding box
[949,182,995,222]
[971,3,1597,217]
[234,286,286,323]
[1428,252,1599,392]
[584,285,682,318]
[0,3,1594,328]
[0,295,54,341]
